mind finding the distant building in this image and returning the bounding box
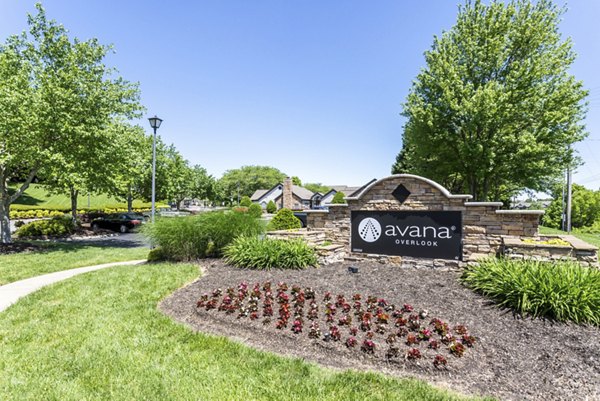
[251,178,376,210]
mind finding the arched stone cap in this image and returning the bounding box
[345,174,473,201]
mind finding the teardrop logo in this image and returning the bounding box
[358,217,381,242]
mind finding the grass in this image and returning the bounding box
[9,183,162,210]
[462,258,600,325]
[0,262,488,401]
[0,242,148,285]
[539,226,600,248]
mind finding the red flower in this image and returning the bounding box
[433,354,447,367]
[361,339,376,353]
[449,341,465,357]
[406,348,421,360]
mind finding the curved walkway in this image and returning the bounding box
[0,260,146,312]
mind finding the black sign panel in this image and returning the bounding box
[351,210,462,260]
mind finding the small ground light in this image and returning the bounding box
[348,266,359,273]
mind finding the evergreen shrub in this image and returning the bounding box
[15,216,75,237]
[266,200,277,214]
[267,208,302,231]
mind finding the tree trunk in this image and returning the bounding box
[70,187,79,223]
[0,199,11,244]
[127,190,133,213]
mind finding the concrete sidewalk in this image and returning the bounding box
[0,260,146,313]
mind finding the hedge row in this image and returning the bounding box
[10,207,151,220]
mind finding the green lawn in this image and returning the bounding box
[0,262,488,401]
[0,242,148,285]
[9,183,163,210]
[539,226,600,248]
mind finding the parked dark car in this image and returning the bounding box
[91,213,145,233]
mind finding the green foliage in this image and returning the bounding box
[267,208,302,231]
[266,200,277,214]
[239,196,252,207]
[248,203,263,218]
[147,247,166,262]
[143,211,264,261]
[543,184,600,229]
[331,191,346,204]
[291,176,302,186]
[224,236,317,269]
[15,216,75,237]
[303,183,332,195]
[218,165,286,202]
[0,4,142,242]
[397,0,588,201]
[462,258,600,325]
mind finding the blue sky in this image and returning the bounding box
[1,1,599,191]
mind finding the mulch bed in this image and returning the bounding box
[160,260,600,401]
[0,242,44,255]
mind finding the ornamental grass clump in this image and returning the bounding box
[143,211,264,261]
[461,258,600,326]
[223,236,318,269]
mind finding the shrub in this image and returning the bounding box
[142,211,264,261]
[331,191,346,204]
[248,203,263,218]
[461,258,600,326]
[147,247,166,262]
[223,236,317,269]
[266,200,277,214]
[239,196,252,207]
[267,208,302,231]
[15,216,76,237]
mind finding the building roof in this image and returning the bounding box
[292,185,314,200]
[250,189,269,201]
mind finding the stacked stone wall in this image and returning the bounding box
[305,174,553,268]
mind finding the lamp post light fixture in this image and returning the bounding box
[148,115,163,223]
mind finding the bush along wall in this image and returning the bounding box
[267,208,302,231]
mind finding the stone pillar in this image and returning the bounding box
[282,177,293,210]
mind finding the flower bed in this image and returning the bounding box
[161,261,600,400]
[195,281,475,368]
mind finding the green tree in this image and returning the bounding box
[110,122,153,212]
[239,196,252,207]
[331,191,346,204]
[303,183,331,195]
[219,165,286,201]
[291,176,302,186]
[543,184,600,229]
[396,0,587,201]
[188,165,216,206]
[266,200,277,214]
[0,4,142,241]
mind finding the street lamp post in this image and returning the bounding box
[148,115,163,223]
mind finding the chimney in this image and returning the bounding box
[282,177,293,210]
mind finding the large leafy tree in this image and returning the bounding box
[543,184,600,229]
[0,4,142,242]
[219,165,286,202]
[394,0,587,201]
[110,122,152,212]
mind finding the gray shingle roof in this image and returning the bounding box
[250,189,268,201]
